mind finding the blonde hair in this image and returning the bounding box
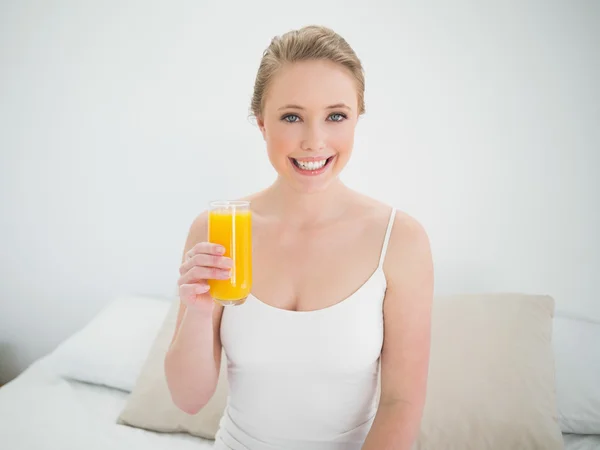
[250,25,365,118]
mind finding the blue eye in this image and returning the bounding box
[282,114,301,123]
[328,113,347,122]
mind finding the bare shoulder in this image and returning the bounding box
[346,190,394,226]
[385,210,434,287]
[343,189,428,242]
[390,210,430,245]
[190,210,209,233]
[345,185,433,280]
[183,210,209,258]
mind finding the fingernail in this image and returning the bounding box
[217,246,225,254]
[224,258,234,268]
[196,285,209,294]
[221,269,232,279]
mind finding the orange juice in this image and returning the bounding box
[208,206,252,306]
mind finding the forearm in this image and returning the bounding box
[164,307,219,414]
[362,400,423,450]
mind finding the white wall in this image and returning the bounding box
[1,0,598,383]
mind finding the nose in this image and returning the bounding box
[300,122,326,152]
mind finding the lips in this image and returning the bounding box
[289,155,336,176]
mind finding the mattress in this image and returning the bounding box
[1,355,599,449]
[0,355,214,450]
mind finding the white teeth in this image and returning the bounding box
[294,158,328,171]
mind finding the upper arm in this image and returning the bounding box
[170,211,224,365]
[380,213,434,409]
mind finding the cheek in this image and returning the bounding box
[266,123,300,154]
[329,124,355,152]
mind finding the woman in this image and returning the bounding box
[165,25,433,450]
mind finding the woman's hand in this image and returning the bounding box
[177,242,232,313]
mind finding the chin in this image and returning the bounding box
[291,179,336,195]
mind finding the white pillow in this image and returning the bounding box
[553,312,600,434]
[49,294,171,392]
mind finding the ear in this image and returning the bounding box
[256,115,267,141]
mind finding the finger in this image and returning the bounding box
[179,254,233,275]
[179,283,209,301]
[178,266,231,285]
[185,242,225,261]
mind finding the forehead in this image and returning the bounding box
[264,60,358,110]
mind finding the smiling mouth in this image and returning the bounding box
[290,156,335,171]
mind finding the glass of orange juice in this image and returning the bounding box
[207,200,252,306]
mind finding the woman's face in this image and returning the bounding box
[257,60,360,194]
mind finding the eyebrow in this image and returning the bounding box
[277,103,352,111]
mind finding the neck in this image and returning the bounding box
[260,176,352,227]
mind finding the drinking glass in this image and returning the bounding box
[207,200,252,306]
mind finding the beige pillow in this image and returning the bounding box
[415,293,563,449]
[119,293,563,449]
[117,299,228,438]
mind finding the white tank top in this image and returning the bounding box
[214,209,397,450]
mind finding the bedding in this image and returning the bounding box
[2,292,598,449]
[553,312,600,434]
[0,354,213,450]
[48,294,171,392]
[1,355,598,449]
[562,433,600,450]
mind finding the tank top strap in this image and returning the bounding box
[378,208,397,269]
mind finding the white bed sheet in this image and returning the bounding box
[1,355,599,450]
[0,355,214,450]
[562,433,600,450]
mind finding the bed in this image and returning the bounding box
[1,294,599,449]
[2,356,599,450]
[0,353,214,449]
